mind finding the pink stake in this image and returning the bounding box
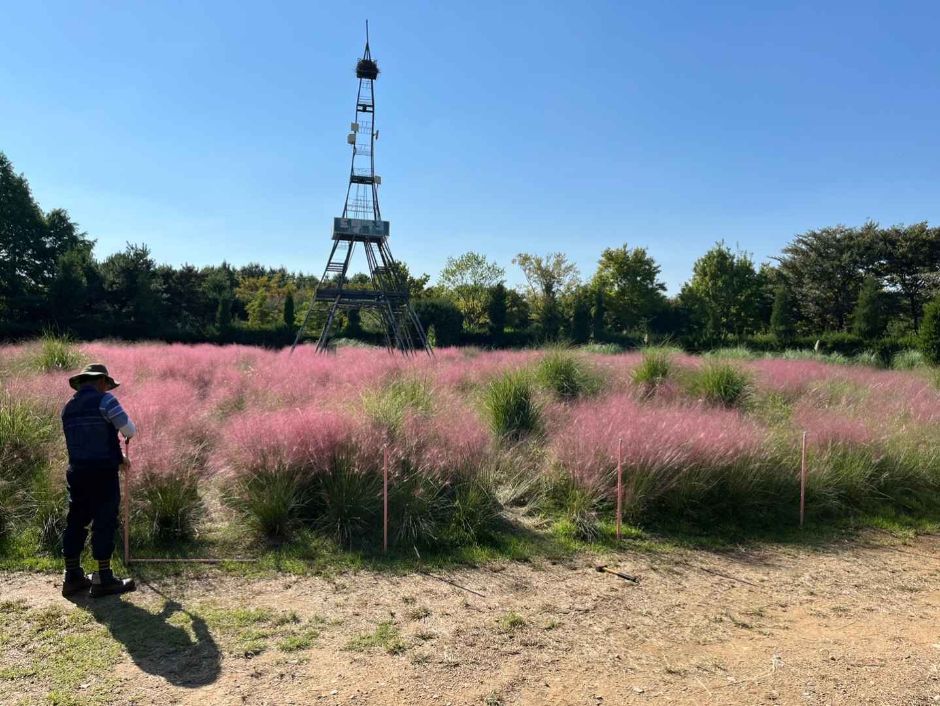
[616,436,623,541]
[799,431,807,528]
[383,444,389,553]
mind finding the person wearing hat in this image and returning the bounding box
[61,364,137,597]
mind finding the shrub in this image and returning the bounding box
[534,351,599,401]
[920,296,940,365]
[631,348,671,388]
[686,362,751,407]
[482,371,541,440]
[32,332,84,373]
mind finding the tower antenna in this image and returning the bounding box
[291,25,431,356]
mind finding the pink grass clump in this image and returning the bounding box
[219,406,365,478]
[395,402,491,477]
[119,379,211,480]
[552,393,764,494]
[792,403,876,448]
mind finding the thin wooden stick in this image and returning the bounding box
[383,443,389,554]
[122,439,130,567]
[800,431,807,528]
[128,558,257,564]
[615,436,623,541]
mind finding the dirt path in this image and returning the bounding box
[2,536,940,705]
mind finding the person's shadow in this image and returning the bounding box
[68,580,221,687]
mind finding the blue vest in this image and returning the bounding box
[62,387,122,470]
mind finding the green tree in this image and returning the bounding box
[48,244,93,326]
[438,252,505,329]
[99,243,160,337]
[679,242,762,344]
[590,287,606,340]
[283,291,296,329]
[920,295,940,365]
[513,252,579,340]
[591,245,666,333]
[777,225,868,331]
[569,288,591,344]
[487,283,507,340]
[852,277,887,341]
[505,290,531,331]
[867,222,940,330]
[770,285,796,342]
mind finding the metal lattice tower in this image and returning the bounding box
[292,23,431,355]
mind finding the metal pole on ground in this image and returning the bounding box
[616,436,623,541]
[800,431,807,528]
[383,443,389,553]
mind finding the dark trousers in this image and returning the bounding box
[62,465,121,562]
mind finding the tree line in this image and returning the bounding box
[3,151,940,356]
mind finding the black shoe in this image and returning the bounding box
[61,572,92,597]
[89,572,136,598]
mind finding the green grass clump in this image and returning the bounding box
[631,348,672,388]
[345,620,406,654]
[704,346,757,360]
[580,342,623,355]
[226,468,309,541]
[314,453,382,546]
[892,349,926,370]
[685,362,751,407]
[497,611,526,633]
[535,350,600,401]
[32,332,85,373]
[0,395,56,483]
[362,377,434,432]
[447,471,504,544]
[137,470,203,543]
[483,371,541,440]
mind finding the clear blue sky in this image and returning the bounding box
[4,1,940,292]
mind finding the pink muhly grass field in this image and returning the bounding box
[5,340,940,535]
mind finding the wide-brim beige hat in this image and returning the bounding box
[68,363,120,391]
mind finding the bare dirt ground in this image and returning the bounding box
[2,534,940,705]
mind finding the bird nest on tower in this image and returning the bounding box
[356,58,380,79]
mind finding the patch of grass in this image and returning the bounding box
[226,467,308,541]
[137,469,203,543]
[314,454,382,546]
[31,331,85,373]
[482,370,541,440]
[405,606,431,621]
[497,611,526,633]
[0,602,121,705]
[892,349,926,370]
[535,350,601,401]
[580,342,623,354]
[278,628,320,652]
[362,377,434,432]
[704,346,757,360]
[344,620,406,655]
[684,361,751,407]
[631,348,671,389]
